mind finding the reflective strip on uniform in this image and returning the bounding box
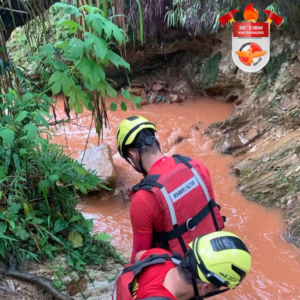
[169,176,199,203]
[161,187,178,225]
[171,257,181,265]
[190,167,210,202]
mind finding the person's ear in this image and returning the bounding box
[199,283,210,294]
[128,149,138,161]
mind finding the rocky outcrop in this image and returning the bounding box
[232,132,300,247]
[78,144,117,190]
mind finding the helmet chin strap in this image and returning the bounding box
[124,146,148,177]
[123,136,159,178]
[191,277,230,300]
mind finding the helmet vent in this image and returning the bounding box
[127,116,139,121]
[210,236,250,254]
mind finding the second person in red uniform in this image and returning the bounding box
[116,116,226,263]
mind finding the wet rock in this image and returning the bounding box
[283,79,296,93]
[152,83,163,93]
[243,128,259,144]
[68,276,87,296]
[78,144,116,190]
[170,94,182,103]
[216,134,245,153]
[280,96,292,109]
[130,87,145,96]
[149,92,157,104]
[290,62,300,79]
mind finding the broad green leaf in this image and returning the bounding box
[5,149,11,170]
[0,222,7,234]
[105,83,117,98]
[19,148,27,156]
[48,71,73,95]
[7,202,22,221]
[0,166,6,180]
[56,19,83,34]
[121,88,130,100]
[15,67,23,80]
[39,44,55,56]
[121,101,127,111]
[49,175,59,183]
[31,218,44,224]
[67,86,89,114]
[35,113,49,129]
[38,179,52,194]
[78,58,105,89]
[53,61,68,72]
[110,102,117,111]
[69,215,81,223]
[23,93,34,101]
[23,123,38,140]
[54,219,68,233]
[55,40,69,49]
[42,69,50,80]
[68,231,83,248]
[14,226,31,240]
[106,21,124,42]
[0,191,2,200]
[41,94,56,104]
[96,81,117,98]
[13,111,28,123]
[94,232,113,241]
[64,38,85,59]
[29,55,42,62]
[0,129,15,145]
[94,36,108,60]
[132,96,142,104]
[24,202,35,217]
[9,220,15,230]
[108,50,130,70]
[53,3,82,17]
[85,12,104,32]
[73,165,86,175]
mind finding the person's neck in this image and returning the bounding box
[141,152,165,173]
[163,268,196,300]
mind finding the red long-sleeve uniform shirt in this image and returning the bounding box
[129,156,216,263]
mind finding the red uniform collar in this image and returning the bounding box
[149,156,168,173]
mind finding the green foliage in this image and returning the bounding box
[202,51,222,87]
[0,88,123,273]
[164,0,300,36]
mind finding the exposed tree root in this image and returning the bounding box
[0,265,72,300]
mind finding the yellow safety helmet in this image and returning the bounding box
[189,231,251,290]
[117,116,157,157]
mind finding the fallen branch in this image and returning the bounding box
[0,265,72,300]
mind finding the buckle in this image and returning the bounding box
[186,218,196,231]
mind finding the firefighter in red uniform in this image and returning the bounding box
[117,116,225,263]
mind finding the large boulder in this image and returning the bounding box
[78,144,116,190]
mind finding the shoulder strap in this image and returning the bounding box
[122,254,171,277]
[132,174,163,192]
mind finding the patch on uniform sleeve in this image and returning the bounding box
[169,177,199,203]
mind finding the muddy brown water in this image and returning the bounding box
[52,94,300,299]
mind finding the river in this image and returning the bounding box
[52,93,300,300]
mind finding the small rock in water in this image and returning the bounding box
[150,92,157,103]
[152,83,164,93]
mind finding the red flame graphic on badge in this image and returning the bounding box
[243,3,259,22]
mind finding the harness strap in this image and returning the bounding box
[153,201,217,243]
[173,154,220,231]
